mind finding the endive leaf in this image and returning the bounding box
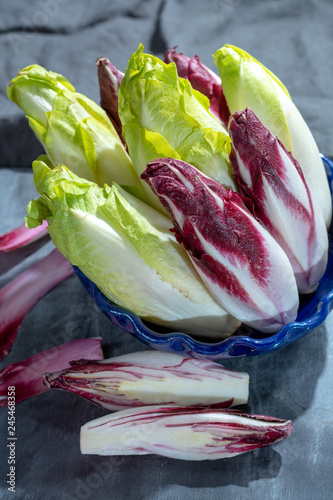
[118,44,235,212]
[213,44,332,227]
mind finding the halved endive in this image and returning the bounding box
[44,351,249,410]
[213,44,332,228]
[80,405,293,460]
[25,158,240,337]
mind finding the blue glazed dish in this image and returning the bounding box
[74,155,333,359]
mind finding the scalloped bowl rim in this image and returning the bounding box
[74,155,333,359]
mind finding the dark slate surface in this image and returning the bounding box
[0,1,333,499]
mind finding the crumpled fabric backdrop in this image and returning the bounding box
[0,1,332,499]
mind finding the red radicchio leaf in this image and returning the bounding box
[0,337,103,406]
[0,220,48,253]
[0,248,74,359]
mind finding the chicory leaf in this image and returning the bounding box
[229,108,328,293]
[118,44,235,210]
[0,338,103,406]
[96,57,126,146]
[164,47,230,127]
[7,64,140,189]
[0,220,48,253]
[142,157,299,333]
[213,44,332,228]
[0,248,74,359]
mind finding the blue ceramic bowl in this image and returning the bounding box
[74,155,333,359]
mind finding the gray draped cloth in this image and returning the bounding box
[0,1,332,499]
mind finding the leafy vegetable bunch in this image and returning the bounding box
[2,42,328,461]
[4,43,331,340]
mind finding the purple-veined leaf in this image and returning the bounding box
[96,57,126,146]
[164,47,230,127]
[141,158,299,333]
[0,248,74,359]
[213,44,332,228]
[43,350,249,410]
[229,108,328,293]
[80,404,293,460]
[0,337,103,406]
[0,220,48,253]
